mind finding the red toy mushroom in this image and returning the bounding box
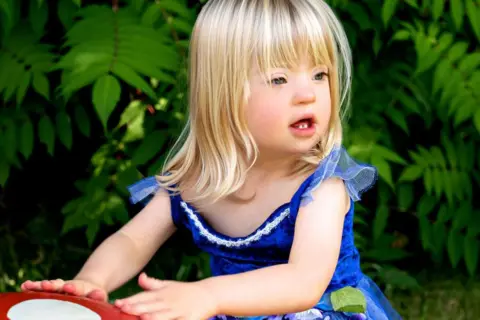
[0,291,139,320]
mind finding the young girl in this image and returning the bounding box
[21,0,402,319]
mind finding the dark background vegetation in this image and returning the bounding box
[0,0,479,318]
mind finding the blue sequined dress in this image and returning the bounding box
[127,145,402,320]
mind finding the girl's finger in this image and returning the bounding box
[21,280,41,291]
[115,290,162,307]
[121,301,169,316]
[51,279,65,292]
[140,310,180,320]
[40,280,56,291]
[63,281,86,296]
[86,289,107,301]
[138,273,166,291]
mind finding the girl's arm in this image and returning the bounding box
[198,178,349,317]
[74,189,176,293]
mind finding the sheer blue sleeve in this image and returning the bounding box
[126,176,183,227]
[300,145,377,207]
[127,176,161,206]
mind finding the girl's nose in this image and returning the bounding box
[292,87,316,106]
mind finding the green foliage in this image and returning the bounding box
[0,0,479,305]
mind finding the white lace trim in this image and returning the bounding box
[180,201,290,247]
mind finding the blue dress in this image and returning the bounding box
[127,145,402,320]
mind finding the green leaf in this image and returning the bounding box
[19,117,34,159]
[56,112,73,150]
[331,287,366,313]
[447,230,463,268]
[398,165,423,182]
[74,105,90,137]
[131,130,166,165]
[38,114,55,155]
[86,222,99,247]
[58,0,79,30]
[391,29,410,41]
[424,168,433,195]
[419,216,431,250]
[72,0,81,6]
[344,3,372,31]
[0,160,10,187]
[397,183,414,210]
[466,0,480,41]
[432,0,445,21]
[373,145,407,164]
[452,203,471,231]
[16,71,31,106]
[450,0,464,31]
[381,0,399,27]
[447,42,469,63]
[29,0,48,37]
[371,154,393,188]
[373,204,389,241]
[464,237,479,276]
[32,72,50,100]
[112,62,157,100]
[117,100,145,128]
[417,194,437,217]
[92,74,121,129]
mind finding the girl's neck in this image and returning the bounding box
[227,153,299,203]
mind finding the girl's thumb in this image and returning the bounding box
[138,272,165,290]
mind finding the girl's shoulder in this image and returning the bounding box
[298,145,378,208]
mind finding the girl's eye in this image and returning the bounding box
[270,76,287,85]
[314,72,328,81]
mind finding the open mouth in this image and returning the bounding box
[290,117,314,129]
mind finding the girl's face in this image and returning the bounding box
[245,55,332,160]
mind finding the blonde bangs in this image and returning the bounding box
[157,0,352,205]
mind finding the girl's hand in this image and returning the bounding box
[20,278,108,302]
[115,273,218,320]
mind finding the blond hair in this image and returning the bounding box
[157,0,352,204]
